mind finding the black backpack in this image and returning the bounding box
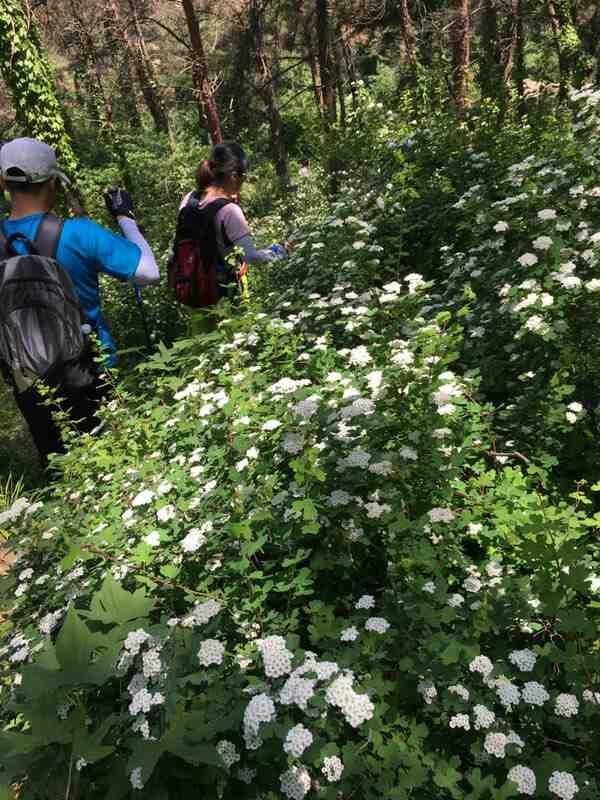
[0,213,96,392]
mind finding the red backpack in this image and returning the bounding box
[168,196,233,308]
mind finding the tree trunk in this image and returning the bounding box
[127,0,170,132]
[514,0,526,114]
[230,27,253,135]
[580,2,600,56]
[0,0,84,212]
[68,0,115,129]
[397,0,418,71]
[334,31,346,128]
[305,20,324,112]
[479,0,504,101]
[340,31,358,109]
[316,0,336,123]
[546,0,588,98]
[249,0,288,181]
[499,1,519,87]
[103,0,142,128]
[181,0,223,144]
[450,0,471,114]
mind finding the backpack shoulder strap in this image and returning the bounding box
[0,220,7,260]
[34,213,64,259]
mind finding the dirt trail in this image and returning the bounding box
[0,545,15,576]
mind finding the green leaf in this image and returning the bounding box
[55,607,95,674]
[440,640,461,665]
[0,731,46,759]
[74,716,117,764]
[126,740,164,788]
[160,564,180,579]
[87,574,154,625]
[433,764,461,789]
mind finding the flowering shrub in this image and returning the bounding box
[1,100,600,799]
[372,88,600,483]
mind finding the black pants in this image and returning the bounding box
[14,376,108,467]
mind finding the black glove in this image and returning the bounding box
[104,187,136,221]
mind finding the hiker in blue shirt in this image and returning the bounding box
[0,137,159,465]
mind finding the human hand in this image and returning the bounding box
[268,243,288,259]
[104,187,136,221]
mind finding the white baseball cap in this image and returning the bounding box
[0,137,70,185]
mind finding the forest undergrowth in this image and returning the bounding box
[1,89,600,800]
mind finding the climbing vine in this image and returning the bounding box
[0,0,79,177]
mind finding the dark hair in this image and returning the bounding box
[195,141,248,195]
[3,168,52,197]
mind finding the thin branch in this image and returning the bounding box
[279,85,314,112]
[81,544,219,602]
[129,16,191,50]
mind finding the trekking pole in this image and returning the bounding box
[134,285,152,352]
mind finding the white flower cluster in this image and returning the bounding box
[432,373,463,415]
[257,635,294,678]
[338,449,371,469]
[448,684,470,702]
[38,609,63,635]
[355,594,375,609]
[548,771,579,800]
[428,507,455,523]
[197,639,225,667]
[142,648,162,678]
[449,713,470,730]
[554,693,579,717]
[348,345,372,367]
[340,626,359,642]
[280,766,311,800]
[216,740,240,769]
[243,692,276,747]
[507,765,536,795]
[473,704,495,730]
[417,679,437,704]
[292,396,320,419]
[484,732,508,758]
[0,496,30,526]
[183,599,221,626]
[521,681,549,706]
[365,617,390,634]
[340,397,375,419]
[132,489,155,507]
[469,655,494,676]
[508,649,536,671]
[282,432,305,454]
[124,629,151,656]
[463,576,482,593]
[325,672,375,727]
[268,377,311,395]
[279,674,316,710]
[322,755,344,782]
[156,504,176,523]
[565,401,584,424]
[181,526,207,553]
[496,679,520,708]
[583,688,600,705]
[237,767,257,784]
[129,686,165,716]
[130,767,144,790]
[283,723,313,757]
